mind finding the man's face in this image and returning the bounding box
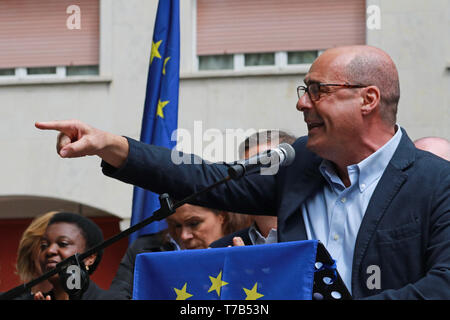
[296,52,364,159]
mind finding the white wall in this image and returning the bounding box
[366,0,450,140]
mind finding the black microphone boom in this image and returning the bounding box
[228,143,295,180]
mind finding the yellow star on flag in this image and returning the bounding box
[150,40,162,65]
[174,282,193,300]
[243,282,264,300]
[208,270,229,297]
[162,56,171,75]
[156,99,170,118]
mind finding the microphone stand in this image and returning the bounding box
[1,174,232,300]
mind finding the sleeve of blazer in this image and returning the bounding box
[101,137,278,215]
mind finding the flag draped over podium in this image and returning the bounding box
[130,0,180,244]
[132,240,318,300]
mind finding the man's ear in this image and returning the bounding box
[361,85,381,115]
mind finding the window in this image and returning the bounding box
[196,50,320,72]
[199,55,234,70]
[0,0,99,80]
[27,67,57,75]
[0,68,15,76]
[244,53,275,67]
[196,0,365,71]
[288,51,318,65]
[66,65,99,76]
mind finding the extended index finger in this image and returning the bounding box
[35,120,75,132]
[34,120,80,136]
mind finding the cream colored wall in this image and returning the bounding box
[366,0,450,140]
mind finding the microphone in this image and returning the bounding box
[228,143,296,180]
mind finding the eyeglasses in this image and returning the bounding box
[297,83,368,101]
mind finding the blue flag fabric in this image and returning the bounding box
[133,240,318,300]
[130,0,180,244]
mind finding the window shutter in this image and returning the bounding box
[197,0,366,55]
[0,0,99,68]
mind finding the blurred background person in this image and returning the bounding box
[414,136,450,161]
[109,203,251,299]
[14,211,59,299]
[210,130,297,247]
[166,203,251,250]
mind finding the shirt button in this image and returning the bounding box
[341,197,346,203]
[333,234,339,241]
[361,183,366,189]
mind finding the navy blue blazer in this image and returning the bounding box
[102,129,450,299]
[209,227,253,248]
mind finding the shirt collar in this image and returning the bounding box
[167,233,181,250]
[356,125,402,191]
[319,125,403,192]
[248,222,278,245]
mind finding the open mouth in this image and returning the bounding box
[307,122,324,130]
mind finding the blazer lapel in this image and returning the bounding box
[351,129,415,290]
[278,154,325,242]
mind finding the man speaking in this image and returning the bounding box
[36,45,450,299]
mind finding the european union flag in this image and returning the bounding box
[133,240,318,300]
[130,0,180,244]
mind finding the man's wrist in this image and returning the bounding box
[98,133,129,168]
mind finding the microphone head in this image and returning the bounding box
[278,143,296,166]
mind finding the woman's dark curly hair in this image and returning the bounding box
[47,212,104,275]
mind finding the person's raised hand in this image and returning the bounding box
[232,237,245,247]
[35,119,129,168]
[35,119,105,158]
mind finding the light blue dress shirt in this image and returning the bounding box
[301,126,403,293]
[248,222,278,245]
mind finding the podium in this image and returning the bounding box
[132,240,351,300]
[313,242,352,300]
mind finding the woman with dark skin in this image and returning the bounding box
[34,212,121,300]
